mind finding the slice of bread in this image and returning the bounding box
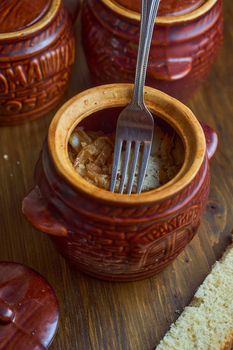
[156,245,233,350]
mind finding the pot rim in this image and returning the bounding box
[48,83,206,205]
[0,0,61,40]
[100,0,218,24]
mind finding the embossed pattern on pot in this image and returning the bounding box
[29,142,209,281]
[0,1,75,125]
[82,0,223,101]
[22,85,217,281]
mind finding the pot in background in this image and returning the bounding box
[0,0,78,126]
[22,84,218,281]
[82,0,223,101]
[116,0,206,16]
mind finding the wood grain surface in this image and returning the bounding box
[0,1,232,349]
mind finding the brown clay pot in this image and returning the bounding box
[22,84,218,282]
[0,0,77,126]
[115,0,206,16]
[82,0,223,101]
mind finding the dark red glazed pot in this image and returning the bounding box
[0,0,78,125]
[114,0,205,16]
[116,0,206,16]
[22,84,218,281]
[81,0,223,101]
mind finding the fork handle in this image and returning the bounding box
[132,0,161,107]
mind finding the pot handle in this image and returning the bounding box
[65,0,82,23]
[22,186,68,237]
[148,57,193,81]
[200,122,218,160]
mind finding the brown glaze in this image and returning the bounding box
[0,0,52,33]
[0,0,76,126]
[82,0,223,101]
[22,84,218,281]
[115,0,205,16]
[0,262,59,349]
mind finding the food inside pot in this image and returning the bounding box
[68,122,184,193]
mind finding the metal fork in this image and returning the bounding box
[110,0,161,194]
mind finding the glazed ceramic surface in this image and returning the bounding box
[115,0,205,16]
[22,84,218,281]
[0,262,59,350]
[0,0,76,125]
[82,0,223,101]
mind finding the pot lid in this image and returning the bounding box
[0,0,52,34]
[109,0,206,17]
[102,0,216,24]
[0,262,59,350]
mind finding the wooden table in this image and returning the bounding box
[0,2,232,349]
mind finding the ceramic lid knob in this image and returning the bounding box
[0,262,59,350]
[0,299,14,324]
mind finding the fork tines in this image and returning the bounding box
[110,138,152,194]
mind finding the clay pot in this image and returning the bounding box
[115,0,206,16]
[0,0,78,126]
[22,84,218,281]
[82,0,223,101]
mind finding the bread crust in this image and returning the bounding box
[220,332,233,350]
